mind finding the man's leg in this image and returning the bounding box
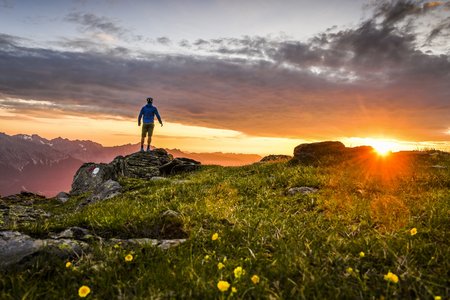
[140,124,147,152]
[146,123,155,152]
[147,137,151,151]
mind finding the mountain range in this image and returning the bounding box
[0,133,261,197]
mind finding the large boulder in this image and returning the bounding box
[70,149,200,195]
[292,141,347,164]
[70,162,120,195]
[292,142,378,165]
[0,231,88,269]
[159,158,200,175]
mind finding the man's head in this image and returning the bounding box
[147,97,153,104]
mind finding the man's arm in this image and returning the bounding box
[138,107,143,126]
[155,108,163,126]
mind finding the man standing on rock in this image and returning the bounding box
[138,97,163,152]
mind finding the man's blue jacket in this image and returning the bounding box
[138,104,162,124]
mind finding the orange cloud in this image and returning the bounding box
[423,1,444,9]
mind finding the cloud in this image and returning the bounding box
[1,1,449,142]
[66,12,124,35]
[374,0,447,26]
[156,37,171,45]
[65,12,141,43]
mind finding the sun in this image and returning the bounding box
[368,139,397,156]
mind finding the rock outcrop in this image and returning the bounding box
[1,196,51,230]
[293,141,346,164]
[71,149,200,195]
[292,141,374,164]
[0,226,187,269]
[0,231,88,268]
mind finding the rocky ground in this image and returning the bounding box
[1,149,199,269]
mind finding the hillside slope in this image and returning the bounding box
[1,150,449,299]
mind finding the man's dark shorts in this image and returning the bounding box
[142,123,155,138]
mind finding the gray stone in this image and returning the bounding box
[56,192,70,203]
[0,231,40,268]
[287,187,319,196]
[41,238,88,259]
[0,231,88,268]
[0,204,50,229]
[78,180,122,208]
[49,227,91,240]
[89,180,122,202]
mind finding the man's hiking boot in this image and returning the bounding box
[140,147,144,152]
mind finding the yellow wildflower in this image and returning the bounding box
[359,252,365,258]
[223,256,227,263]
[217,280,230,292]
[65,261,72,268]
[217,262,225,270]
[410,228,417,236]
[251,274,260,284]
[78,285,91,298]
[346,267,353,274]
[384,271,399,283]
[125,254,133,262]
[204,255,210,261]
[212,233,219,241]
[231,287,237,293]
[434,296,441,300]
[234,266,245,278]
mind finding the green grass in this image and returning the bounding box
[1,151,449,299]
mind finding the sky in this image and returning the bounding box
[0,0,449,155]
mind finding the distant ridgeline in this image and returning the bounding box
[0,133,261,197]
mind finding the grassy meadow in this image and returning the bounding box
[1,150,449,299]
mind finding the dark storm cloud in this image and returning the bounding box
[1,0,449,141]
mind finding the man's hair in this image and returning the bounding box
[147,97,153,103]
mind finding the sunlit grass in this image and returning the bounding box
[1,151,449,299]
